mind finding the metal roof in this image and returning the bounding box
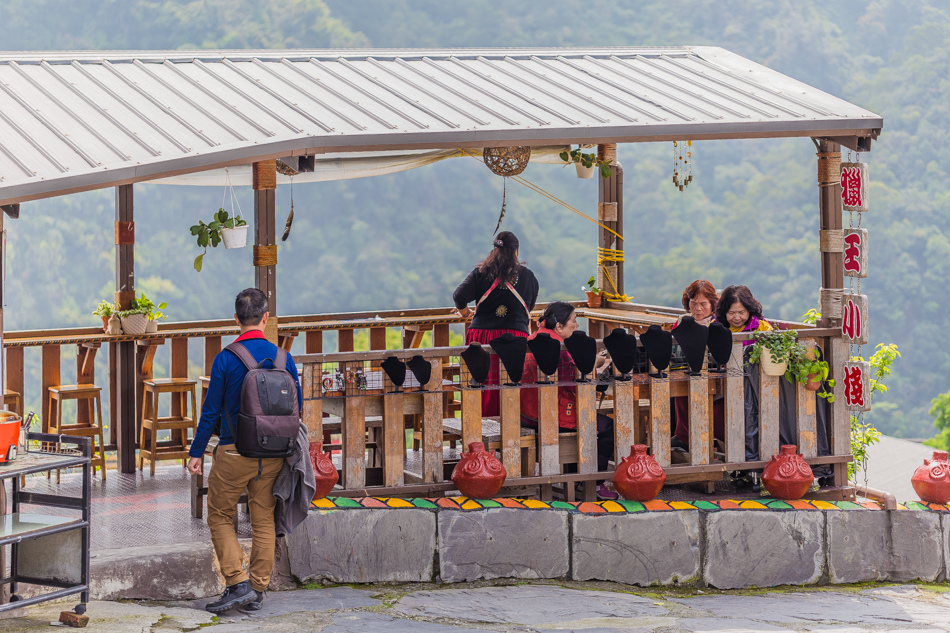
[0,46,882,206]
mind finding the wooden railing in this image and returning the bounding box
[295,327,853,501]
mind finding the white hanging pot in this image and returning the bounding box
[575,162,595,179]
[759,348,787,377]
[145,319,158,334]
[121,313,148,336]
[221,224,248,249]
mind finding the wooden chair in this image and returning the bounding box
[48,384,107,480]
[138,377,198,475]
[3,390,21,417]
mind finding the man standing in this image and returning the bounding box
[187,288,302,614]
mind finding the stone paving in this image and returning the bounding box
[4,582,950,632]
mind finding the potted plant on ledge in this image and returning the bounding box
[583,276,604,309]
[134,292,168,333]
[92,300,119,333]
[748,329,797,376]
[190,208,248,272]
[786,343,835,401]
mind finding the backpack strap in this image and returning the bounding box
[476,278,530,319]
[275,346,288,372]
[224,341,259,371]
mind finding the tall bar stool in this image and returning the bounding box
[48,384,107,480]
[139,377,199,475]
[4,390,21,416]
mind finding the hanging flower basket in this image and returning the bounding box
[759,348,787,376]
[221,225,248,249]
[575,162,595,179]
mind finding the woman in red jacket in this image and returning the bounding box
[519,301,616,499]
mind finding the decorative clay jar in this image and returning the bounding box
[612,444,666,502]
[452,442,506,499]
[911,450,950,504]
[309,441,339,500]
[762,445,813,500]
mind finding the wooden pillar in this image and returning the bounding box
[253,161,278,345]
[597,144,623,303]
[115,184,136,472]
[817,140,843,326]
[0,210,5,408]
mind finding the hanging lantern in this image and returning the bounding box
[482,146,531,177]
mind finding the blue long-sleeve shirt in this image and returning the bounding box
[190,333,303,458]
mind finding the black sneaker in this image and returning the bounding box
[240,590,264,612]
[671,436,688,452]
[205,581,257,614]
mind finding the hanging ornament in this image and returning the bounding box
[672,140,693,191]
[281,175,295,242]
[483,146,531,177]
[493,179,507,235]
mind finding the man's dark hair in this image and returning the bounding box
[235,288,268,326]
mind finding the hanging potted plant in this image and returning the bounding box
[748,329,797,377]
[92,300,119,333]
[190,208,248,272]
[582,275,603,309]
[559,147,613,179]
[133,292,168,334]
[786,343,836,401]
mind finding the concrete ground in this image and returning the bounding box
[4,581,950,632]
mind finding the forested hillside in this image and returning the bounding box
[0,0,947,440]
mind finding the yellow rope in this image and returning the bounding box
[597,247,632,302]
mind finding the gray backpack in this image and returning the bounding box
[222,342,300,459]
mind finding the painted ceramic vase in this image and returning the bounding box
[452,442,506,499]
[612,444,666,502]
[911,450,950,504]
[762,445,814,500]
[309,441,339,500]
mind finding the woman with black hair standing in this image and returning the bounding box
[453,231,539,415]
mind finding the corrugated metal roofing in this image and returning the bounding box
[0,46,882,206]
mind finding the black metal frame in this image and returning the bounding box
[0,432,90,613]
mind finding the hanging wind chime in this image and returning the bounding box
[672,140,693,191]
[276,158,299,241]
[482,146,531,234]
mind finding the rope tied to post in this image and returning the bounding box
[597,246,631,303]
[817,151,841,187]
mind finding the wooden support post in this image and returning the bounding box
[724,342,745,463]
[6,347,23,414]
[758,372,781,460]
[305,331,323,354]
[382,372,405,487]
[613,380,637,464]
[338,329,354,353]
[421,358,443,483]
[576,382,597,472]
[597,144,623,302]
[829,336,850,486]
[796,341,818,458]
[343,394,366,489]
[41,345,60,432]
[499,365,521,478]
[538,383,559,500]
[689,375,710,465]
[302,363,323,441]
[818,140,843,327]
[204,336,221,376]
[370,327,386,368]
[460,389,482,449]
[253,161,278,345]
[115,184,136,472]
[649,380,671,467]
[433,323,450,348]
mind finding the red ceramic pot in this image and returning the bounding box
[452,442,506,499]
[804,374,822,392]
[911,450,950,504]
[309,441,339,500]
[612,444,666,502]
[762,445,814,500]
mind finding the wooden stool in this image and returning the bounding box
[48,384,107,480]
[3,390,21,417]
[138,378,198,475]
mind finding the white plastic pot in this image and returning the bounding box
[145,319,158,334]
[121,313,148,335]
[759,348,787,377]
[575,162,595,179]
[221,224,248,249]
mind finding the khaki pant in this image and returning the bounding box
[207,446,285,591]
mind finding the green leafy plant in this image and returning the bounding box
[190,208,248,272]
[559,147,613,178]
[92,300,119,318]
[131,292,168,321]
[786,343,835,401]
[582,275,601,295]
[747,329,798,366]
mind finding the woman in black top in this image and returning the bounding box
[453,231,539,415]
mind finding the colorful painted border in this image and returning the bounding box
[312,497,898,512]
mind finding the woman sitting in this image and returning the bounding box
[671,280,723,452]
[453,231,539,415]
[717,284,771,339]
[519,301,617,500]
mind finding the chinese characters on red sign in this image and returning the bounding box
[842,361,872,411]
[841,293,869,345]
[840,162,868,212]
[843,233,861,273]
